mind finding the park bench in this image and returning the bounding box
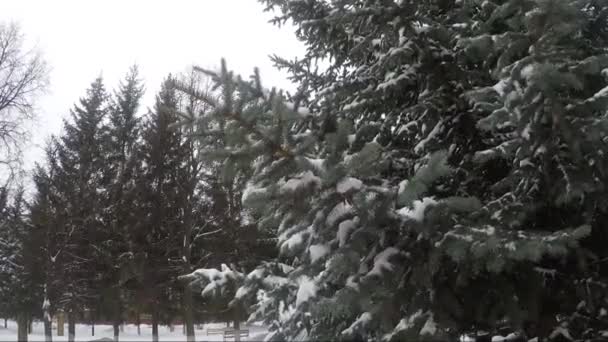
[223,329,249,341]
[207,327,225,336]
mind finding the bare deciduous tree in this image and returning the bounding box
[0,22,49,175]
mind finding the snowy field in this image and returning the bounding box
[0,321,268,341]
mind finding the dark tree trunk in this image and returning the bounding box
[183,279,195,341]
[67,311,75,342]
[43,315,52,342]
[233,313,241,342]
[91,314,95,336]
[17,313,28,342]
[152,308,159,342]
[136,310,141,336]
[4,318,7,328]
[113,322,119,342]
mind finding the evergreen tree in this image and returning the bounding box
[99,66,144,341]
[184,0,608,333]
[30,155,64,342]
[53,77,110,341]
[133,76,186,342]
[460,0,608,339]
[0,184,44,342]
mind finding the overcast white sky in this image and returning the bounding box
[0,0,304,172]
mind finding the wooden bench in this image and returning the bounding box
[223,329,249,341]
[207,328,225,336]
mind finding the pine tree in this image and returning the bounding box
[100,66,144,341]
[460,0,608,339]
[0,185,44,342]
[53,77,110,342]
[184,0,608,335]
[30,156,64,342]
[134,76,187,342]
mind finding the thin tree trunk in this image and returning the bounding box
[183,272,195,342]
[113,322,119,342]
[43,316,52,342]
[42,294,52,342]
[152,308,159,342]
[181,148,196,342]
[136,310,141,336]
[28,318,33,334]
[67,311,75,342]
[4,318,7,328]
[57,311,64,337]
[17,313,28,342]
[233,315,241,342]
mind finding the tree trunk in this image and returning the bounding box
[233,314,241,342]
[57,311,64,337]
[42,297,52,342]
[183,286,195,342]
[182,183,196,342]
[4,318,7,328]
[136,311,141,336]
[43,315,52,342]
[152,308,159,342]
[28,318,33,334]
[67,311,75,342]
[113,322,119,342]
[17,313,28,342]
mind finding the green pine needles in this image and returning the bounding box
[181,0,608,340]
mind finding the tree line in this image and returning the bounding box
[3,0,608,341]
[0,65,274,342]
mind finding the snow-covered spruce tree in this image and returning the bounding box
[179,60,494,341]
[460,0,608,339]
[184,0,608,337]
[0,185,44,342]
[53,77,110,341]
[133,76,187,342]
[99,65,144,341]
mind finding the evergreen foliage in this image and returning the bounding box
[182,0,608,340]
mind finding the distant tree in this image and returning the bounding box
[30,151,64,342]
[0,184,44,342]
[0,22,49,176]
[99,65,144,341]
[53,77,110,342]
[133,76,186,342]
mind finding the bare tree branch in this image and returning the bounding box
[0,22,49,178]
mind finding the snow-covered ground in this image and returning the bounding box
[0,321,268,341]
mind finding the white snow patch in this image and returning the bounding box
[296,276,317,307]
[521,64,535,79]
[385,310,424,339]
[309,244,330,263]
[419,314,437,336]
[367,247,400,277]
[242,182,267,204]
[414,120,442,154]
[492,80,508,96]
[470,225,496,235]
[263,275,289,288]
[281,230,305,252]
[305,157,326,173]
[398,197,438,222]
[337,177,363,194]
[326,202,353,226]
[337,218,358,247]
[281,171,321,193]
[521,123,532,140]
[341,312,372,336]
